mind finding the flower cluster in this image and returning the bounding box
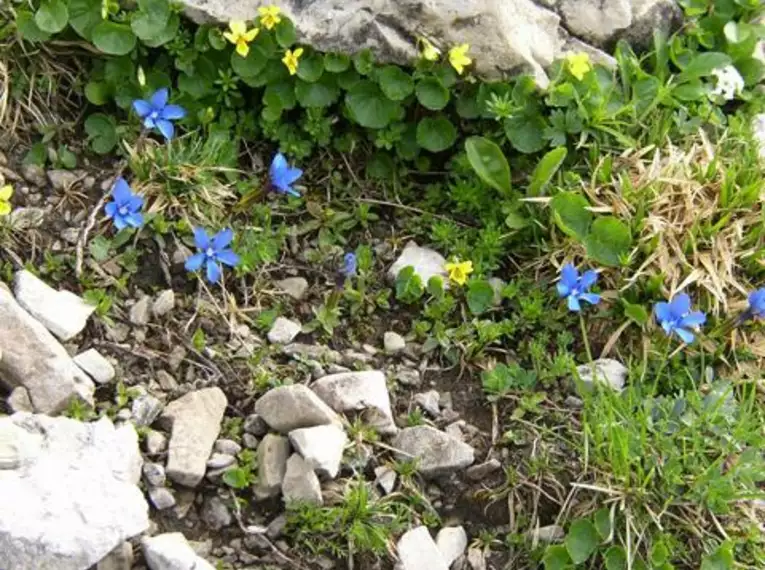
[418,38,472,75]
[185,228,240,284]
[132,88,186,141]
[566,53,592,81]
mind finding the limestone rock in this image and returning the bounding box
[149,487,176,510]
[388,242,447,286]
[7,387,33,413]
[97,542,134,570]
[152,289,176,317]
[384,331,406,353]
[129,295,151,326]
[282,453,323,505]
[255,434,291,499]
[288,423,348,478]
[142,532,215,570]
[414,390,440,417]
[268,316,302,344]
[575,358,628,391]
[397,526,449,570]
[0,414,148,570]
[392,426,475,477]
[131,393,164,426]
[201,496,232,530]
[254,384,341,433]
[436,526,468,567]
[47,169,81,190]
[74,348,116,384]
[275,277,309,300]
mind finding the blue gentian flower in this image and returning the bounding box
[342,253,357,277]
[185,227,240,284]
[556,263,600,312]
[132,88,186,141]
[655,293,706,344]
[104,177,144,231]
[269,153,303,197]
[747,287,765,319]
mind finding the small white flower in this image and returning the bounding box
[709,65,744,101]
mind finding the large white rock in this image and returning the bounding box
[436,526,468,567]
[288,423,348,478]
[142,532,215,570]
[392,426,475,477]
[13,270,95,341]
[397,526,449,570]
[267,316,302,344]
[74,348,116,385]
[0,284,94,414]
[281,453,323,505]
[0,414,148,570]
[254,384,341,433]
[388,242,447,287]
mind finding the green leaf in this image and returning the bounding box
[345,80,398,129]
[295,76,340,108]
[651,543,669,566]
[130,0,170,40]
[505,112,547,154]
[723,21,750,44]
[456,88,480,119]
[296,52,324,83]
[366,152,395,179]
[275,18,296,48]
[16,11,52,42]
[263,80,297,111]
[89,236,112,262]
[353,49,375,75]
[92,21,137,55]
[565,520,599,565]
[550,192,592,241]
[464,136,512,195]
[23,143,48,166]
[701,542,734,570]
[415,77,450,110]
[377,66,414,101]
[584,216,631,267]
[679,52,732,79]
[426,276,444,299]
[623,301,648,325]
[528,147,567,196]
[467,280,494,315]
[604,546,627,570]
[35,0,69,34]
[84,80,111,105]
[395,266,424,303]
[222,467,252,489]
[324,53,351,73]
[178,72,214,99]
[416,116,456,152]
[593,508,612,540]
[84,113,118,154]
[543,545,572,570]
[139,11,178,47]
[67,0,101,40]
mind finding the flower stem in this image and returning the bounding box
[579,313,594,366]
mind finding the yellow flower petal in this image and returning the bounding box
[244,27,260,42]
[223,31,237,44]
[229,20,247,36]
[0,202,11,216]
[0,185,13,201]
[419,38,440,61]
[566,52,591,81]
[293,47,304,58]
[236,40,250,57]
[258,5,282,29]
[444,259,473,286]
[448,44,472,75]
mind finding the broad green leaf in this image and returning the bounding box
[565,520,599,565]
[84,113,118,154]
[651,543,669,566]
[345,81,398,129]
[23,143,48,166]
[264,80,297,111]
[604,546,627,570]
[92,21,137,55]
[67,0,101,40]
[222,467,251,489]
[723,21,750,44]
[416,116,456,152]
[456,88,480,119]
[366,152,395,179]
[550,192,592,240]
[140,13,178,47]
[296,52,324,83]
[377,66,414,101]
[35,0,69,34]
[593,508,612,540]
[324,53,350,73]
[88,236,112,262]
[505,112,547,154]
[85,81,111,105]
[16,11,52,42]
[178,72,214,99]
[679,52,731,79]
[543,545,572,570]
[623,301,648,325]
[464,136,511,195]
[353,49,375,75]
[275,18,296,48]
[295,76,340,107]
[701,542,734,570]
[584,216,631,267]
[231,44,269,78]
[130,0,170,40]
[467,280,494,315]
[415,77,450,110]
[528,147,567,196]
[672,81,707,101]
[426,276,444,299]
[395,266,424,303]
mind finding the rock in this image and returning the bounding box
[244,413,269,436]
[312,371,397,434]
[465,458,502,481]
[565,395,584,409]
[526,525,565,543]
[275,277,309,300]
[384,331,406,353]
[214,438,242,456]
[243,433,259,449]
[74,348,116,384]
[160,388,228,487]
[282,342,342,363]
[145,430,168,455]
[7,387,33,413]
[97,542,134,570]
[143,462,167,486]
[282,453,323,505]
[0,284,94,413]
[396,526,449,570]
[267,514,288,539]
[388,241,447,285]
[392,426,475,477]
[13,270,95,341]
[414,390,441,417]
[47,169,81,190]
[156,370,179,391]
[436,526,468,567]
[254,384,341,433]
[255,434,291,499]
[142,532,215,570]
[206,453,236,470]
[152,289,176,317]
[374,465,397,494]
[148,487,176,510]
[0,414,148,570]
[130,295,151,326]
[20,163,46,186]
[575,358,628,391]
[268,316,302,344]
[61,227,80,244]
[132,394,164,427]
[467,547,487,570]
[288,423,348,478]
[394,366,421,387]
[201,496,232,530]
[9,206,46,229]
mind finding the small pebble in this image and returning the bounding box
[143,462,166,487]
[384,331,406,353]
[148,487,176,510]
[214,439,242,456]
[152,289,176,317]
[206,453,236,470]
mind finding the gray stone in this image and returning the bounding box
[394,366,421,387]
[97,542,134,570]
[436,526,467,567]
[388,241,447,285]
[143,462,167,487]
[268,316,302,344]
[374,465,397,494]
[156,370,179,391]
[152,289,176,317]
[467,546,487,570]
[255,434,291,499]
[397,526,448,570]
[20,163,46,186]
[288,423,348,478]
[254,384,341,433]
[275,277,309,300]
[9,207,46,229]
[132,394,164,427]
[201,496,232,530]
[282,343,342,363]
[13,270,95,341]
[142,532,215,570]
[214,438,242,456]
[130,295,151,326]
[60,227,80,244]
[7,387,33,413]
[575,358,628,391]
[465,458,502,481]
[74,348,116,384]
[144,430,168,455]
[392,426,475,477]
[312,370,397,434]
[414,390,441,417]
[148,487,176,510]
[206,453,236,470]
[384,331,406,353]
[244,413,269,436]
[160,388,227,487]
[526,524,565,543]
[282,453,323,505]
[0,414,148,570]
[47,169,81,190]
[0,284,94,414]
[242,433,259,449]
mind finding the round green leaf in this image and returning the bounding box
[353,49,374,75]
[528,147,567,196]
[324,53,350,73]
[296,52,324,83]
[130,0,170,40]
[366,152,395,179]
[604,546,627,570]
[336,69,361,90]
[140,13,179,47]
[35,0,68,34]
[16,11,52,42]
[416,116,456,152]
[542,545,572,570]
[345,80,398,129]
[377,66,413,101]
[231,44,269,78]
[465,136,511,195]
[416,77,450,110]
[85,81,111,105]
[68,0,101,40]
[295,76,340,108]
[264,80,297,111]
[92,21,137,55]
[275,18,296,48]
[467,280,494,315]
[84,113,118,155]
[456,88,480,119]
[565,520,598,565]
[584,216,631,267]
[550,192,592,241]
[178,73,214,99]
[505,112,547,154]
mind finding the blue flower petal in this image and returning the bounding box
[104,201,118,219]
[580,292,601,306]
[216,249,240,267]
[669,293,691,319]
[128,194,144,212]
[113,215,127,231]
[124,212,144,228]
[749,288,765,317]
[143,116,156,130]
[674,327,695,344]
[193,227,210,250]
[567,295,581,312]
[161,104,186,120]
[112,178,132,205]
[206,259,221,283]
[185,252,205,272]
[655,301,672,324]
[661,320,674,336]
[270,153,288,181]
[212,228,234,250]
[579,270,598,289]
[680,311,706,328]
[283,166,303,186]
[560,263,579,288]
[156,119,175,140]
[150,88,169,109]
[132,99,151,117]
[556,282,571,298]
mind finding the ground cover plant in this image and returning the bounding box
[0,0,764,568]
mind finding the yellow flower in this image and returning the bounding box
[566,52,592,81]
[223,21,260,58]
[419,37,440,61]
[444,259,473,286]
[258,5,282,30]
[0,184,13,216]
[282,47,303,75]
[448,43,472,75]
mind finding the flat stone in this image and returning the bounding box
[148,487,176,510]
[384,331,406,353]
[74,348,116,384]
[47,169,81,190]
[268,316,302,344]
[414,390,440,417]
[160,388,227,487]
[388,241,447,286]
[7,387,33,413]
[132,394,164,427]
[0,414,148,570]
[275,277,309,300]
[144,430,168,455]
[142,532,215,570]
[288,424,348,478]
[244,413,269,436]
[0,284,94,413]
[394,366,421,386]
[129,296,151,326]
[156,370,179,391]
[526,525,565,543]
[97,542,134,570]
[282,453,323,506]
[206,453,236,470]
[575,358,628,391]
[282,343,342,363]
[392,426,475,477]
[374,465,397,494]
[13,270,95,341]
[9,207,46,229]
[467,546,487,570]
[214,438,242,456]
[465,458,502,481]
[397,526,448,570]
[254,434,291,499]
[152,289,176,317]
[312,371,397,434]
[20,163,46,186]
[254,384,341,433]
[201,496,232,530]
[143,462,166,486]
[242,433,259,449]
[436,526,467,567]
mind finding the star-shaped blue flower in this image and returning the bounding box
[655,293,706,344]
[556,263,600,312]
[342,253,357,277]
[185,227,240,284]
[269,153,302,197]
[132,88,186,141]
[104,177,144,231]
[748,287,765,319]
